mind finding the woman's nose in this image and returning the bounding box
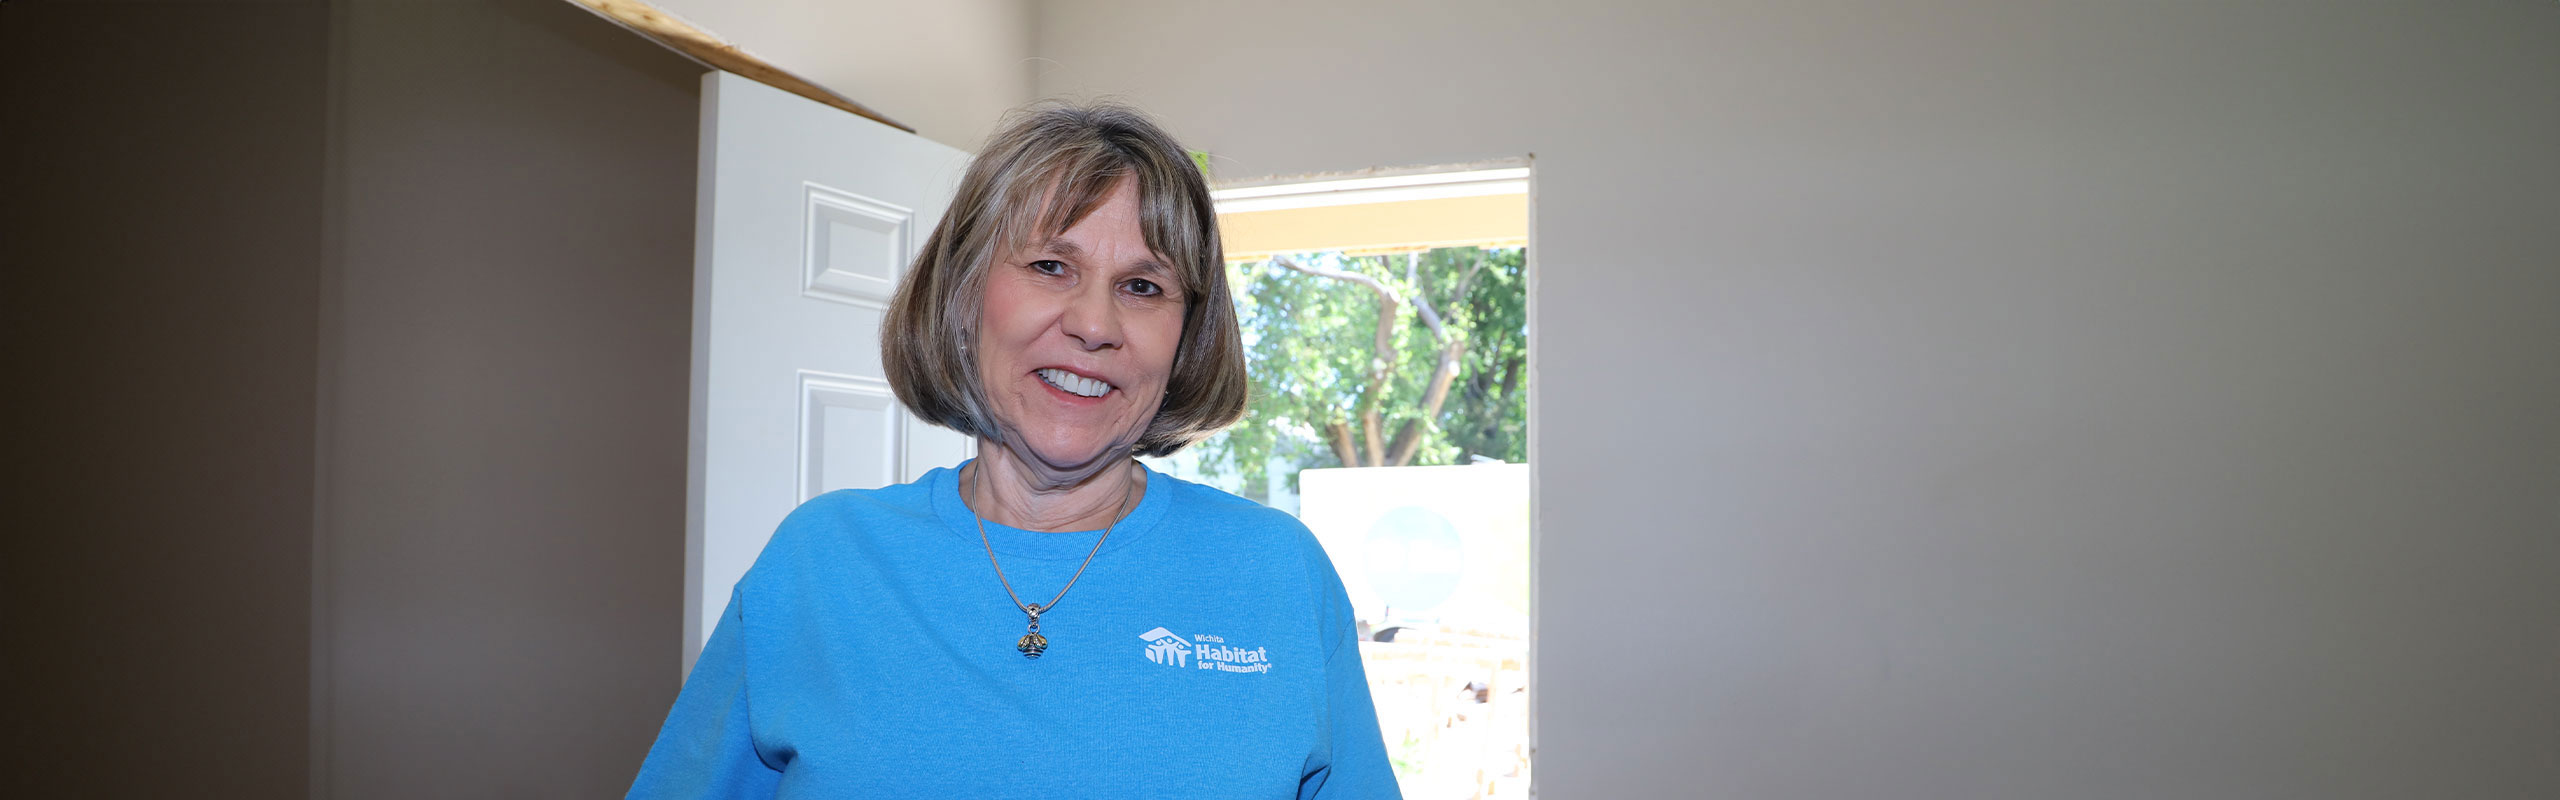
[1059,281,1122,351]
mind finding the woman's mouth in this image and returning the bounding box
[1036,368,1113,398]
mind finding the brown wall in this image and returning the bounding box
[1,1,330,796]
[315,1,700,796]
[4,1,701,796]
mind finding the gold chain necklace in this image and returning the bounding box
[969,460,1135,660]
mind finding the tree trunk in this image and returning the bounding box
[1326,420,1360,469]
[1385,339,1466,466]
[1385,419,1421,466]
[1498,355,1523,405]
[1355,255,1401,453]
[1361,409,1385,466]
[1488,355,1525,453]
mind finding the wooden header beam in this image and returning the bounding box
[563,0,914,133]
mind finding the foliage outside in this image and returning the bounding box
[1193,246,1527,497]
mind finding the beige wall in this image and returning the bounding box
[649,0,1034,151]
[1036,1,2560,796]
[1,2,329,795]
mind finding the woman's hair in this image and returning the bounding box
[881,101,1248,458]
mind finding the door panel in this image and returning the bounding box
[803,183,911,308]
[687,71,972,671]
[798,370,900,504]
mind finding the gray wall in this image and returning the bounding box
[2,2,329,796]
[317,0,699,796]
[1035,1,2560,796]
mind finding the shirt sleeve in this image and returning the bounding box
[1300,568,1404,799]
[628,588,783,799]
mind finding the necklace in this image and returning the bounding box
[969,460,1136,660]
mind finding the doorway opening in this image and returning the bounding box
[1144,162,1534,800]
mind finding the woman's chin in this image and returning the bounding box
[1003,434,1128,475]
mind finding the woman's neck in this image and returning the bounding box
[964,442,1143,532]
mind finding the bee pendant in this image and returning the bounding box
[1016,605,1048,660]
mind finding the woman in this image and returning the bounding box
[629,103,1401,798]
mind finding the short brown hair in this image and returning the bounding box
[881,101,1247,458]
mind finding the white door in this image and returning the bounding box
[686,72,974,671]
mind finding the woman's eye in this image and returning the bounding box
[1124,279,1162,297]
[1029,259,1067,275]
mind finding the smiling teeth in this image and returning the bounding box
[1038,368,1111,398]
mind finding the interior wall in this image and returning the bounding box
[1033,1,2560,796]
[319,0,699,795]
[0,2,329,796]
[647,0,1033,151]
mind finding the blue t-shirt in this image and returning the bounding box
[629,462,1402,798]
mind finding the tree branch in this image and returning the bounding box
[1407,249,1488,350]
[1274,254,1399,303]
[1275,254,1402,465]
[1386,250,1476,466]
[1408,252,1449,345]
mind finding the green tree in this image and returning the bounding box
[1195,246,1527,495]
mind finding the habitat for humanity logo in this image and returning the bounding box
[1137,627,1272,674]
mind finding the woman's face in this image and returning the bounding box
[975,179,1187,476]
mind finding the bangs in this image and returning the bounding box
[992,151,1206,297]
